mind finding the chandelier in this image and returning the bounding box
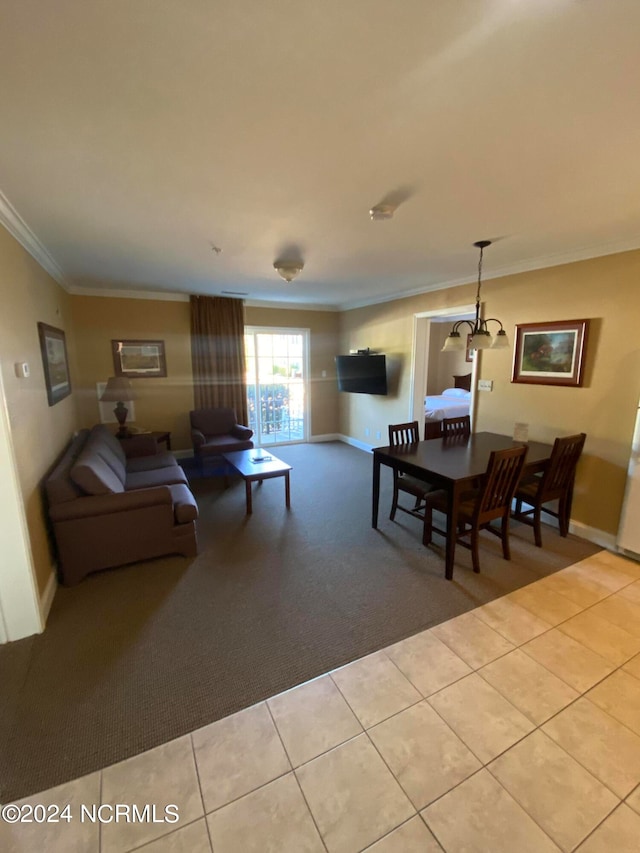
[442,240,508,352]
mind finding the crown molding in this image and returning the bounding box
[68,285,339,311]
[244,298,339,312]
[67,285,190,302]
[339,236,640,311]
[0,190,69,288]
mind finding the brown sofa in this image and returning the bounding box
[45,424,198,585]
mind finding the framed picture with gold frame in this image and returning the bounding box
[511,319,589,387]
[111,339,167,378]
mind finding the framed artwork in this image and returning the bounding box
[111,339,167,378]
[465,334,475,363]
[38,322,72,406]
[512,319,589,387]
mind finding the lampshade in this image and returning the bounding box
[100,376,136,402]
[441,332,465,352]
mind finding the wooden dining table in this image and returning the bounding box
[372,431,555,580]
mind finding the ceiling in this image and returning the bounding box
[1,0,639,310]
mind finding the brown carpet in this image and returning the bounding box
[0,441,600,801]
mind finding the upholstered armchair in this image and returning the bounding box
[190,408,254,467]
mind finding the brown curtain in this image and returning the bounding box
[190,295,249,423]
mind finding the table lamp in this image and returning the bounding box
[100,377,136,437]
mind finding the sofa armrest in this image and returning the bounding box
[191,428,206,450]
[231,424,253,440]
[168,484,199,523]
[49,486,172,522]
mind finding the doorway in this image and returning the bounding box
[410,305,478,426]
[244,327,310,446]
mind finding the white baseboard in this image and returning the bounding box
[337,434,374,453]
[39,566,58,627]
[617,546,640,563]
[568,520,617,550]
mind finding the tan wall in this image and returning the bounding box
[70,295,195,450]
[337,287,480,442]
[340,249,640,536]
[244,305,340,436]
[70,299,341,449]
[0,227,78,595]
[428,323,469,394]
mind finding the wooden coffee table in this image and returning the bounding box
[222,449,292,515]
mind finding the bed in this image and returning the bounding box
[424,374,472,438]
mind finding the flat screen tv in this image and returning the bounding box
[335,354,388,395]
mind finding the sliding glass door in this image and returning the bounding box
[244,328,309,446]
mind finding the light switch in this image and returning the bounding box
[478,379,493,391]
[14,362,30,378]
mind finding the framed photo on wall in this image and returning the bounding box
[37,322,72,406]
[465,334,475,363]
[511,319,589,387]
[112,339,167,378]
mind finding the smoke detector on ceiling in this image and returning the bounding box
[369,203,395,221]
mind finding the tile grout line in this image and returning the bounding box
[124,816,207,853]
[483,755,620,853]
[360,814,447,853]
[573,802,635,853]
[482,758,603,852]
[188,731,214,853]
[263,700,330,853]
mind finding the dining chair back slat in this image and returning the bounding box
[441,415,471,439]
[388,421,420,446]
[477,446,528,521]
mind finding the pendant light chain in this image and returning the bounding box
[441,240,509,353]
[476,244,484,308]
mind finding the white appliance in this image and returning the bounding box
[618,401,640,558]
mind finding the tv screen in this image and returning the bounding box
[335,354,388,395]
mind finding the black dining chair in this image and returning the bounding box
[388,421,436,522]
[423,444,528,574]
[512,432,586,546]
[442,415,471,438]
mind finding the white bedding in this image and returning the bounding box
[424,388,471,420]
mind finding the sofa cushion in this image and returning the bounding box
[91,424,127,466]
[71,450,126,495]
[125,452,179,473]
[125,466,188,491]
[199,435,254,454]
[84,432,127,484]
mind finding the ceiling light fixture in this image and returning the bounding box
[273,260,304,283]
[442,240,509,352]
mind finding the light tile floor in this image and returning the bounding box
[3,549,640,852]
